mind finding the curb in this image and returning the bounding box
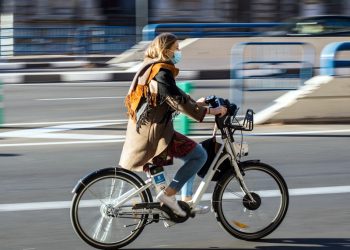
[0,69,231,84]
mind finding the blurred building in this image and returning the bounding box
[0,0,134,26]
[1,0,350,27]
[1,0,350,56]
[149,0,350,23]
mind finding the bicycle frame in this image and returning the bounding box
[191,135,255,208]
[71,105,290,248]
[113,128,255,213]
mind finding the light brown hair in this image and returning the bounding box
[144,33,178,61]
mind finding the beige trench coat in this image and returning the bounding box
[119,77,206,172]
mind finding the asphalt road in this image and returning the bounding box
[0,81,349,250]
[2,80,285,124]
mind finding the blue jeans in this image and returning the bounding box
[168,144,207,196]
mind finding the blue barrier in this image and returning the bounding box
[320,41,350,76]
[1,23,288,55]
[230,42,315,112]
[0,26,136,56]
[142,23,286,41]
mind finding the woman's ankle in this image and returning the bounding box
[164,187,177,196]
[182,196,192,202]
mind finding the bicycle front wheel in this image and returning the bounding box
[212,161,289,240]
[71,169,151,249]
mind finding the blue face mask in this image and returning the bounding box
[171,50,182,64]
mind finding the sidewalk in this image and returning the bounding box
[0,68,230,84]
[0,39,231,83]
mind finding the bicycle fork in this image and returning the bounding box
[226,140,257,203]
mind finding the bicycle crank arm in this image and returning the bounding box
[134,201,192,221]
[132,202,162,210]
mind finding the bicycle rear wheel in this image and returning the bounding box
[71,169,151,249]
[212,161,289,240]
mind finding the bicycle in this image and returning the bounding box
[70,96,289,249]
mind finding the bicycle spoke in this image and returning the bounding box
[85,187,109,206]
[71,173,150,248]
[214,163,288,240]
[101,218,113,242]
[107,178,118,203]
[92,216,106,240]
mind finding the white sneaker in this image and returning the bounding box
[156,190,186,217]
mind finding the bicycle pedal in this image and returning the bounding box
[153,214,160,223]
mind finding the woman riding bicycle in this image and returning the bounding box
[119,33,227,217]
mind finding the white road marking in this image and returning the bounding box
[0,139,124,147]
[254,75,334,124]
[0,124,349,147]
[0,185,349,212]
[36,96,125,101]
[3,117,214,127]
[252,129,350,136]
[6,81,129,87]
[0,129,350,148]
[1,118,349,147]
[0,70,126,76]
[0,136,217,147]
[0,122,119,140]
[0,117,213,141]
[3,119,127,126]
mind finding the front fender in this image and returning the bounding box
[239,159,261,168]
[72,167,146,194]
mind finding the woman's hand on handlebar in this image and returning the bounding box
[208,106,227,117]
[196,97,206,107]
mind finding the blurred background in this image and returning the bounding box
[0,2,350,250]
[1,0,350,56]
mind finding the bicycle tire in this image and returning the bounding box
[212,161,289,240]
[71,168,152,249]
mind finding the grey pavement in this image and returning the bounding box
[0,35,349,249]
[0,80,284,124]
[1,36,349,125]
[0,80,349,249]
[1,123,349,250]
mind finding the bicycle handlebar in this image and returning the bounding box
[205,95,254,132]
